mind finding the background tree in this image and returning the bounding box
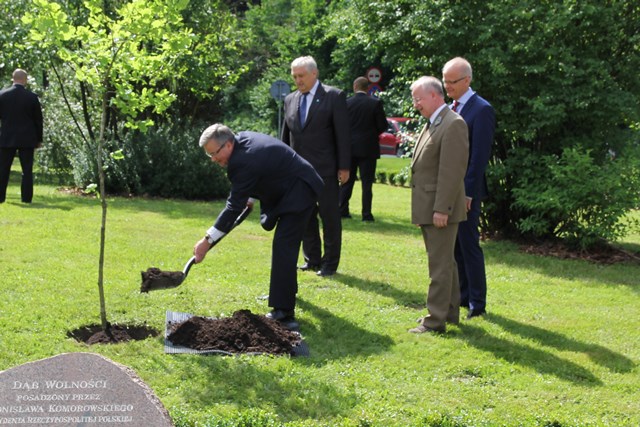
[23,0,193,333]
[325,0,640,247]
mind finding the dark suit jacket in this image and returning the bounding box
[411,107,469,225]
[347,92,387,159]
[458,93,495,200]
[214,131,324,232]
[0,84,43,148]
[281,82,351,176]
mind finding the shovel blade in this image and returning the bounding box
[140,268,185,293]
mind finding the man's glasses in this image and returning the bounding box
[205,142,226,158]
[442,76,468,85]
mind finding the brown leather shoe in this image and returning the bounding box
[408,324,445,334]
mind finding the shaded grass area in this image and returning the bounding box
[0,173,638,426]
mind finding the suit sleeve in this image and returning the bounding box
[213,163,257,232]
[281,96,291,145]
[434,119,469,215]
[374,99,387,135]
[332,90,351,170]
[34,95,44,143]
[465,104,495,199]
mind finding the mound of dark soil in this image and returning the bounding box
[167,310,301,355]
[68,324,160,345]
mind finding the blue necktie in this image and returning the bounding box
[299,93,308,125]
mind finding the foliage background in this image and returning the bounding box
[1,0,639,245]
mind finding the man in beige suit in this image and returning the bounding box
[408,76,469,334]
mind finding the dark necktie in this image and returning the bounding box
[452,100,460,112]
[299,93,308,124]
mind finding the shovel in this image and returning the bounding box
[140,205,253,293]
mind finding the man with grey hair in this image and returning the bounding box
[282,55,351,277]
[0,69,43,203]
[194,123,323,328]
[408,76,468,334]
[442,57,495,319]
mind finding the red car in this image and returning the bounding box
[379,117,415,156]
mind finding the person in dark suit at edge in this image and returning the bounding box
[194,124,324,328]
[442,57,495,319]
[0,69,44,204]
[281,56,351,277]
[339,76,388,222]
[408,76,469,334]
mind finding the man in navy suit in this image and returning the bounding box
[194,124,324,327]
[282,56,351,277]
[442,57,495,319]
[339,76,388,222]
[0,69,43,204]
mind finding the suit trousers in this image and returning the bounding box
[339,156,376,218]
[303,176,342,271]
[419,223,461,330]
[0,147,35,203]
[269,204,314,310]
[455,197,487,310]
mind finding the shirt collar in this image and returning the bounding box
[430,104,448,125]
[456,87,475,105]
[307,80,320,97]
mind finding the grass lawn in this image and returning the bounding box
[1,169,639,427]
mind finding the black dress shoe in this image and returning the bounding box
[466,308,486,319]
[266,309,295,322]
[298,262,320,271]
[341,213,352,219]
[316,268,336,277]
[362,214,375,222]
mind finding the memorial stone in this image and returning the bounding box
[0,353,172,426]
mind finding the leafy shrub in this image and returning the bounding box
[38,119,230,200]
[392,165,410,187]
[510,146,640,249]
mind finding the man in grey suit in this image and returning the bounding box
[0,69,43,204]
[408,76,469,334]
[282,56,351,277]
[339,76,388,222]
[195,124,324,328]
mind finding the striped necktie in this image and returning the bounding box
[452,100,460,112]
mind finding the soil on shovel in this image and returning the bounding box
[167,309,301,355]
[140,267,184,292]
[68,324,160,345]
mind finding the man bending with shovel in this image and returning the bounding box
[194,124,324,329]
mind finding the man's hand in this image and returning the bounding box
[466,197,472,212]
[193,238,211,263]
[433,212,449,228]
[338,169,350,185]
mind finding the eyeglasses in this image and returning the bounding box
[442,76,468,85]
[205,142,226,158]
[412,97,423,103]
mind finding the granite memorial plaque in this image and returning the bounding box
[0,353,172,426]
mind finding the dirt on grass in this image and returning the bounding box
[69,310,300,356]
[520,239,640,265]
[166,310,301,355]
[68,324,160,345]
